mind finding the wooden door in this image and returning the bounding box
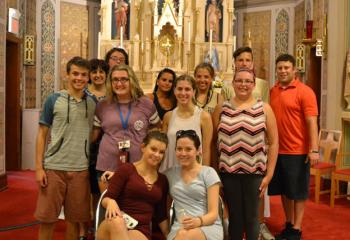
[307,47,321,113]
[5,33,21,170]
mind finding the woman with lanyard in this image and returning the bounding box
[147,68,177,121]
[92,64,160,192]
[159,74,213,172]
[194,62,223,114]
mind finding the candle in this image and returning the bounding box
[188,20,191,51]
[141,20,144,40]
[248,30,252,48]
[209,29,213,60]
[120,26,123,48]
[97,32,101,58]
[233,35,236,51]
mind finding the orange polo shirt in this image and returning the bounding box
[270,78,318,154]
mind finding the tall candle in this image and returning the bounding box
[120,26,123,48]
[209,29,213,60]
[188,20,191,51]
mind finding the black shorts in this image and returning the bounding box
[268,154,310,200]
[89,163,100,194]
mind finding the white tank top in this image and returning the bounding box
[159,106,202,173]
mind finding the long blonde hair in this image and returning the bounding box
[106,64,144,103]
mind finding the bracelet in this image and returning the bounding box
[198,216,203,226]
[309,150,319,153]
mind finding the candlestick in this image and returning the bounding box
[188,20,191,52]
[209,29,213,60]
[120,26,123,48]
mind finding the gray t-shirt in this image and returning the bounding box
[165,165,223,240]
[39,90,96,171]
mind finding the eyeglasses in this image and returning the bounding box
[110,56,125,62]
[111,77,130,84]
[176,130,198,139]
[234,79,255,85]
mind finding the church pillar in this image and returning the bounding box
[145,38,151,71]
[132,39,140,71]
[152,39,159,70]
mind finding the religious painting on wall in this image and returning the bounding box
[157,0,179,16]
[205,0,223,42]
[111,0,130,40]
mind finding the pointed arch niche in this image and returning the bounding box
[275,9,289,58]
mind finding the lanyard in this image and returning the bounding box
[117,102,132,130]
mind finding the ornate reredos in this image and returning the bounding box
[99,0,235,91]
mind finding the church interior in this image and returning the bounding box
[0,0,350,238]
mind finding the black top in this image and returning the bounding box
[153,92,175,120]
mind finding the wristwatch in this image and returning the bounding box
[309,150,319,153]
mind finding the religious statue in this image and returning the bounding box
[206,0,222,42]
[114,0,128,39]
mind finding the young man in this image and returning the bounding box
[34,57,96,240]
[269,54,319,240]
[221,46,270,103]
[221,47,274,240]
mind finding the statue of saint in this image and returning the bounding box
[206,0,222,42]
[114,0,128,39]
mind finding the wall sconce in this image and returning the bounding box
[24,35,35,65]
[296,44,306,72]
[315,39,323,57]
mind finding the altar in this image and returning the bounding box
[98,0,235,92]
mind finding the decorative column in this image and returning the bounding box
[145,38,151,71]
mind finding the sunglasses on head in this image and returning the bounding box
[176,129,197,139]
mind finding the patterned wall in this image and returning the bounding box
[60,2,89,89]
[313,0,324,40]
[40,0,55,104]
[25,0,36,108]
[243,11,271,80]
[294,1,305,47]
[275,9,289,58]
[0,0,6,173]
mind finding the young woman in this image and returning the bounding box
[165,130,223,240]
[105,47,129,68]
[96,130,169,240]
[212,68,278,240]
[93,64,160,192]
[147,68,177,120]
[80,59,109,240]
[160,74,213,172]
[194,62,223,114]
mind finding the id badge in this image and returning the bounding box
[118,140,131,150]
[119,150,129,163]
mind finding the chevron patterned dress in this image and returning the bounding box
[217,100,267,175]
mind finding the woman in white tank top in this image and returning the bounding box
[159,74,213,173]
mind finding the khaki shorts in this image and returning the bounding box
[34,169,91,223]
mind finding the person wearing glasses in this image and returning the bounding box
[194,62,223,115]
[97,130,169,240]
[165,130,223,240]
[92,65,160,192]
[160,74,213,172]
[212,68,278,240]
[147,68,177,121]
[105,47,129,68]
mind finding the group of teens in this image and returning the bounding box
[35,46,281,240]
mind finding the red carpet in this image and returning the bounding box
[0,171,350,240]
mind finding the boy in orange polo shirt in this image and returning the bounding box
[269,54,319,240]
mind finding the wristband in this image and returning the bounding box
[309,150,319,153]
[198,216,203,226]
